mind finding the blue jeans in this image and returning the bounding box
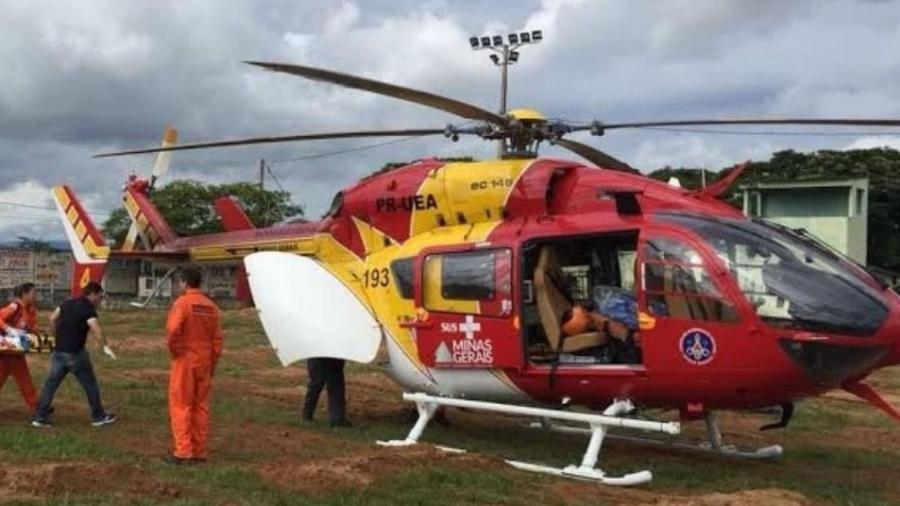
[34,350,106,422]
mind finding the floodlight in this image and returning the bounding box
[509,51,519,63]
[492,35,503,46]
[469,37,479,48]
[520,32,531,43]
[481,36,491,47]
[489,54,500,65]
[532,30,543,42]
[508,33,519,44]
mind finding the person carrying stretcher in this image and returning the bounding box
[0,283,40,412]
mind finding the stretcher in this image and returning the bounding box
[0,333,56,354]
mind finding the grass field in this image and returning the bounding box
[0,309,898,505]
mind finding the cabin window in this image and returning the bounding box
[423,249,512,317]
[391,258,414,299]
[642,236,740,323]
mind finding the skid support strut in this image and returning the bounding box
[534,410,782,460]
[378,392,680,486]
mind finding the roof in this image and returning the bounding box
[739,178,869,191]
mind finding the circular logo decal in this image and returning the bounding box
[679,328,716,365]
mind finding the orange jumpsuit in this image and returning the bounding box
[0,301,38,411]
[166,289,223,460]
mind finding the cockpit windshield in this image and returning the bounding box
[658,213,889,336]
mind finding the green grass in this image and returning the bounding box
[3,309,898,505]
[0,425,123,461]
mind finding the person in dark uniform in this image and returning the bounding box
[32,282,117,427]
[302,357,350,428]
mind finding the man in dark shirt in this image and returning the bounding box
[32,282,117,427]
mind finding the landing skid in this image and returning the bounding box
[377,392,680,486]
[531,411,783,460]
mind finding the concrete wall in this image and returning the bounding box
[742,181,868,264]
[0,249,72,307]
[0,248,244,308]
[761,187,849,217]
[766,216,854,257]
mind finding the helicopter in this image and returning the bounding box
[53,60,900,485]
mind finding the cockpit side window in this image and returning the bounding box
[642,236,740,323]
[657,213,889,336]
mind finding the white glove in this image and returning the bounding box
[102,345,118,360]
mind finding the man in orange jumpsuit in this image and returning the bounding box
[166,267,223,465]
[0,282,39,413]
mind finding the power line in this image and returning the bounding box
[266,165,286,193]
[267,134,435,166]
[0,214,61,224]
[0,201,58,212]
[0,200,113,217]
[640,126,900,137]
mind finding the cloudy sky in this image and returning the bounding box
[1,0,899,241]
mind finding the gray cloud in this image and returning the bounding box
[0,0,898,240]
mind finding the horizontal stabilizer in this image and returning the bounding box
[109,250,190,262]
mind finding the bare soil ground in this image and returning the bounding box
[0,308,897,505]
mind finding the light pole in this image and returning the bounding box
[470,29,543,157]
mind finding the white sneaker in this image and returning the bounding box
[91,413,117,427]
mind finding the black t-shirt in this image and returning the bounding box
[55,297,98,353]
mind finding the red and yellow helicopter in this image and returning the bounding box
[53,61,900,485]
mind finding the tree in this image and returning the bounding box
[102,180,303,246]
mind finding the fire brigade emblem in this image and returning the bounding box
[679,328,716,365]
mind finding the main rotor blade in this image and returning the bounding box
[150,126,178,181]
[600,118,900,130]
[246,61,509,127]
[95,129,444,157]
[553,138,638,173]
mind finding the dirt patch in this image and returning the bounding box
[0,461,182,502]
[114,335,168,353]
[547,481,810,506]
[223,346,280,367]
[652,488,811,506]
[257,445,497,494]
[836,426,900,454]
[115,367,170,384]
[254,366,305,382]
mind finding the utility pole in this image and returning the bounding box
[258,159,265,189]
[469,30,543,158]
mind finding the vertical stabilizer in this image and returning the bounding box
[123,184,179,249]
[51,185,110,296]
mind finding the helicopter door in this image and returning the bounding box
[411,246,521,369]
[638,233,744,371]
